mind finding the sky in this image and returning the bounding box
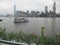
[0,0,60,15]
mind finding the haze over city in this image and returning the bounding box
[0,0,60,15]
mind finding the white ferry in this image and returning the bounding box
[14,17,29,23]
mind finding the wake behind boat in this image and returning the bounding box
[14,17,29,23]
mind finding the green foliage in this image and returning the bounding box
[0,27,60,45]
[0,27,7,40]
[7,32,16,41]
[41,27,45,37]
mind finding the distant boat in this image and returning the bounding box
[14,17,29,23]
[0,19,2,21]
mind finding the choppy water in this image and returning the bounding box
[0,17,60,36]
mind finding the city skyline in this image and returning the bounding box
[0,0,60,15]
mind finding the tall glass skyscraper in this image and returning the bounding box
[53,2,56,15]
[14,5,16,17]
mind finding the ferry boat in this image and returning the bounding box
[14,17,29,23]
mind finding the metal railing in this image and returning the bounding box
[0,39,25,45]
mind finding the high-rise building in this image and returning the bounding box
[16,11,29,17]
[27,10,29,14]
[53,2,56,15]
[14,5,16,17]
[45,6,48,14]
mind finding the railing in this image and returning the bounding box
[0,39,25,45]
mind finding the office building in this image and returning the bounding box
[53,2,56,15]
[45,6,48,14]
[14,5,16,17]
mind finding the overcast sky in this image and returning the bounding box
[0,0,60,15]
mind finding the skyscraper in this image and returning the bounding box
[14,5,16,17]
[45,6,48,14]
[53,2,56,15]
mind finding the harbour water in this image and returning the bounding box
[0,17,60,36]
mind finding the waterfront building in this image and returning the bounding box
[48,10,54,17]
[44,2,56,17]
[45,6,48,14]
[26,10,31,17]
[16,11,29,17]
[6,14,13,17]
[27,10,29,14]
[45,6,48,17]
[14,5,16,17]
[53,2,56,15]
[56,13,60,17]
[40,12,47,17]
[31,11,37,17]
[36,11,40,17]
